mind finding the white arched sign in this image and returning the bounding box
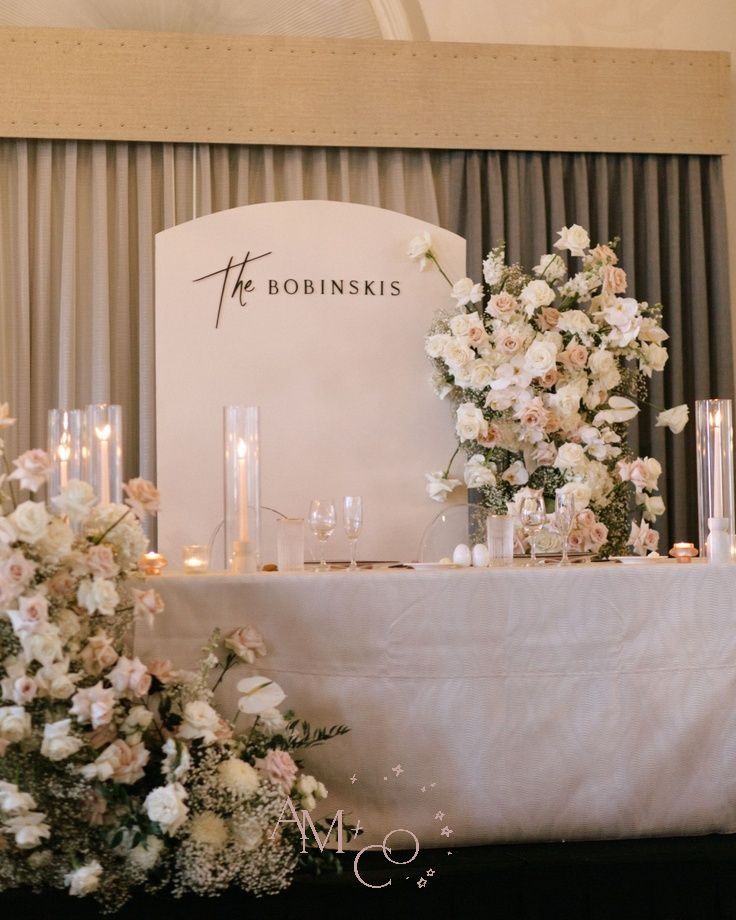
[155,200,465,566]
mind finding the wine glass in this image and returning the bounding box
[308,499,336,572]
[554,490,576,567]
[520,494,547,567]
[343,496,363,571]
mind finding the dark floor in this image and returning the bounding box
[4,834,736,920]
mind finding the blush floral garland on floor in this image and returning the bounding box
[0,404,348,911]
[410,226,689,557]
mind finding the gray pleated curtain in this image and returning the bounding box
[0,140,731,545]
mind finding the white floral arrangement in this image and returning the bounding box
[409,226,688,557]
[0,404,347,911]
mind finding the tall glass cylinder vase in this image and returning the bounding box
[47,409,84,499]
[695,398,735,561]
[224,406,260,573]
[85,404,123,505]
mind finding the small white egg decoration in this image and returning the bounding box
[472,543,490,567]
[452,543,472,567]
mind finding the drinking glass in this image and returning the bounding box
[520,494,547,567]
[554,490,576,566]
[343,496,363,571]
[308,499,336,572]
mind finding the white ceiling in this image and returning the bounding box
[0,0,383,38]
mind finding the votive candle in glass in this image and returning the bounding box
[47,409,83,499]
[182,545,209,574]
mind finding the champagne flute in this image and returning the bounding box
[308,499,336,572]
[343,496,363,572]
[520,494,547,567]
[555,490,576,567]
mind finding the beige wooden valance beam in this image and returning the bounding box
[0,27,730,155]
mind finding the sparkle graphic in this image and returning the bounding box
[420,785,426,793]
[430,782,436,788]
[434,811,445,821]
[448,851,452,855]
[440,826,453,838]
[350,774,357,784]
[417,877,427,889]
[392,764,404,777]
[426,869,435,877]
[353,819,363,837]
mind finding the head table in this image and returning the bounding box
[134,561,736,848]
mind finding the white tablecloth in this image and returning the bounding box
[134,562,736,847]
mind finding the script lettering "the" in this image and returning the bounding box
[192,250,272,329]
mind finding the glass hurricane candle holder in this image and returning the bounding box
[47,409,84,499]
[695,399,735,562]
[224,406,260,573]
[182,545,209,574]
[85,404,123,505]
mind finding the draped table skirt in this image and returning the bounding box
[134,562,736,847]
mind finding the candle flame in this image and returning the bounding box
[95,424,111,442]
[237,438,247,459]
[57,443,71,462]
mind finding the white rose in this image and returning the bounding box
[178,700,221,744]
[425,333,451,359]
[425,471,461,503]
[555,443,587,472]
[64,861,103,897]
[0,706,31,743]
[41,719,84,761]
[639,342,668,376]
[5,812,51,849]
[144,783,189,835]
[469,360,495,390]
[557,481,592,510]
[554,224,591,257]
[602,297,639,329]
[455,403,487,443]
[36,518,74,563]
[587,349,621,390]
[523,340,557,377]
[519,280,555,316]
[9,501,50,544]
[21,624,64,667]
[451,277,483,307]
[51,480,97,523]
[443,339,474,369]
[121,705,154,743]
[655,404,689,435]
[464,455,497,489]
[35,660,79,700]
[407,232,432,271]
[533,253,566,282]
[556,309,596,337]
[8,450,51,493]
[78,577,120,617]
[258,708,287,736]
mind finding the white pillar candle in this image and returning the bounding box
[96,424,111,505]
[713,408,724,518]
[237,438,249,543]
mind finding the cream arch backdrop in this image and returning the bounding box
[155,200,465,567]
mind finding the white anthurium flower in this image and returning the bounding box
[593,396,640,426]
[236,676,286,715]
[451,277,484,307]
[655,404,689,435]
[553,224,591,258]
[408,232,433,271]
[425,471,462,503]
[501,460,529,486]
